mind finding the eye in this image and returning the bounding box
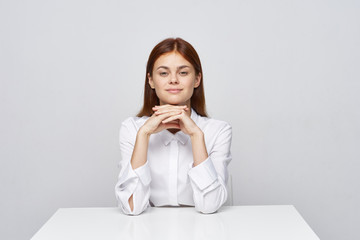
[160,72,169,76]
[179,71,188,76]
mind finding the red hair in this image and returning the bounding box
[137,38,208,117]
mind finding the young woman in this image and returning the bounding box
[115,38,232,215]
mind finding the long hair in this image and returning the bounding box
[137,38,208,117]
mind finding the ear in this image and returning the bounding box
[148,73,155,89]
[194,73,201,88]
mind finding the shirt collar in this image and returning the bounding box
[160,108,198,146]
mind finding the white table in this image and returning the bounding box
[31,205,319,240]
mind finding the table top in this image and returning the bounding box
[31,205,319,240]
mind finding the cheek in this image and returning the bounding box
[153,78,167,88]
[184,77,197,88]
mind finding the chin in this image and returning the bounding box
[164,101,183,105]
[158,93,191,106]
[160,99,188,106]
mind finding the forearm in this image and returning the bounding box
[190,129,208,167]
[128,128,150,211]
[130,127,150,169]
[188,123,232,214]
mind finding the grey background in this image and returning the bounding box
[1,0,359,239]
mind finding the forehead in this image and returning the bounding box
[154,51,192,68]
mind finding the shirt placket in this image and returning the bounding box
[169,138,179,205]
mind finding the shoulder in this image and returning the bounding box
[197,115,232,152]
[120,116,149,134]
[195,115,232,136]
[121,116,147,127]
[196,115,232,149]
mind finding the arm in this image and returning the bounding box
[115,121,152,215]
[191,130,208,167]
[127,128,150,211]
[188,123,232,214]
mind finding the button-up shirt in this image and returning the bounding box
[115,109,232,215]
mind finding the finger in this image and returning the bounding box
[153,104,175,109]
[155,111,182,122]
[154,107,189,115]
[164,120,180,125]
[153,105,187,111]
[162,114,182,124]
[154,109,182,116]
[155,106,188,115]
[162,123,180,129]
[153,105,186,112]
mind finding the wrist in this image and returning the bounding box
[190,127,204,138]
[138,126,152,138]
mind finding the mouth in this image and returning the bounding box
[166,89,182,94]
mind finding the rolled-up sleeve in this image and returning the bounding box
[188,123,232,214]
[115,119,151,215]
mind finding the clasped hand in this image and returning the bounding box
[140,105,201,136]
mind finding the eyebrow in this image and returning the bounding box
[156,65,190,70]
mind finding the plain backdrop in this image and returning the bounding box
[1,0,359,239]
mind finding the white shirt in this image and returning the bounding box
[115,109,232,215]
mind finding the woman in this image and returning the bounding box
[115,38,232,215]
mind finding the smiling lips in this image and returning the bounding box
[166,89,182,94]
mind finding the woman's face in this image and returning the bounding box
[148,51,201,106]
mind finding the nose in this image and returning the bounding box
[169,73,179,84]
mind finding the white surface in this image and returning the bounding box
[31,206,319,240]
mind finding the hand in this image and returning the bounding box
[152,105,202,136]
[139,105,186,136]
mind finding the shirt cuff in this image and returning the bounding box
[188,157,218,191]
[133,161,152,186]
